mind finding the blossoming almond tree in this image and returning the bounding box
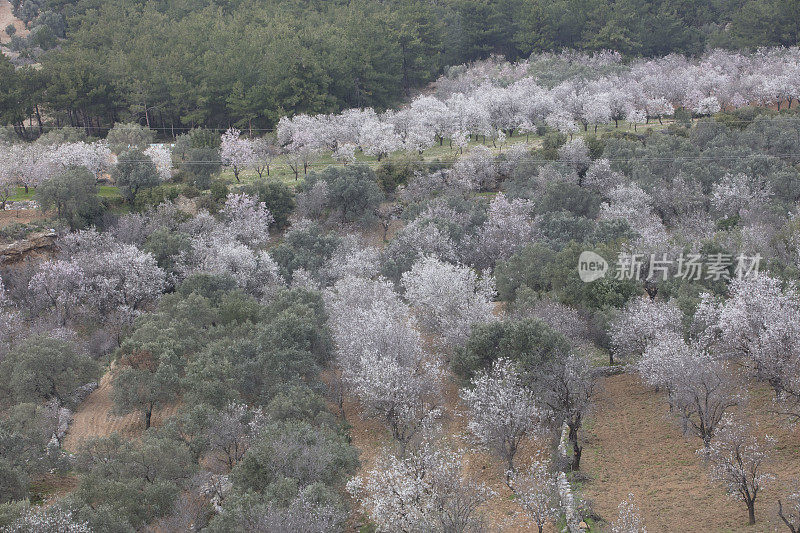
[699,416,775,525]
[505,457,558,533]
[220,128,254,182]
[461,358,541,472]
[402,256,495,348]
[348,443,494,532]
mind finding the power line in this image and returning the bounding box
[108,152,800,165]
[9,113,800,134]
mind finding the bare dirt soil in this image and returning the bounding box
[0,0,27,45]
[0,209,45,229]
[63,369,182,453]
[582,373,800,532]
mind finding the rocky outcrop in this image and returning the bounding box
[0,231,57,264]
[46,382,99,448]
[558,422,588,533]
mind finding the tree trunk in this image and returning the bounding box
[35,105,43,134]
[569,423,582,470]
[572,443,582,470]
[778,500,798,533]
[145,407,152,430]
[747,500,756,525]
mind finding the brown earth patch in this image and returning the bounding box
[582,372,800,532]
[342,371,557,532]
[0,209,46,230]
[0,0,28,45]
[63,368,182,453]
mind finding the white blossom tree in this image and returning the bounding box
[779,488,800,533]
[649,336,745,446]
[470,193,535,269]
[558,138,591,178]
[144,144,173,181]
[348,443,494,532]
[220,128,254,182]
[206,402,267,471]
[402,256,495,347]
[610,493,647,533]
[451,145,496,192]
[326,276,443,449]
[2,507,92,533]
[505,457,558,533]
[540,354,594,470]
[358,117,401,161]
[219,193,274,247]
[251,137,280,178]
[461,358,541,471]
[28,259,86,324]
[608,297,683,364]
[698,416,775,525]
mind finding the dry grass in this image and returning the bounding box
[582,373,800,532]
[63,368,182,453]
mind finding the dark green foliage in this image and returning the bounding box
[537,182,602,219]
[0,459,26,505]
[0,403,71,504]
[270,223,341,281]
[242,180,296,230]
[131,184,183,210]
[73,432,196,530]
[188,128,221,149]
[548,242,641,310]
[541,131,567,158]
[303,164,384,225]
[265,384,334,426]
[495,243,558,301]
[376,159,423,193]
[3,0,786,135]
[36,166,104,230]
[177,273,238,302]
[209,180,228,202]
[98,279,353,528]
[584,134,605,160]
[180,147,221,190]
[231,421,358,494]
[537,212,595,250]
[453,318,570,382]
[143,228,191,273]
[106,123,153,154]
[0,336,99,407]
[114,149,160,202]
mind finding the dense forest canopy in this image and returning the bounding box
[1,0,799,135]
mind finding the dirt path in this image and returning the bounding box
[0,0,27,45]
[63,369,181,453]
[582,373,800,532]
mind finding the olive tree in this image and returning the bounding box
[36,166,103,231]
[0,336,99,407]
[113,149,161,202]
